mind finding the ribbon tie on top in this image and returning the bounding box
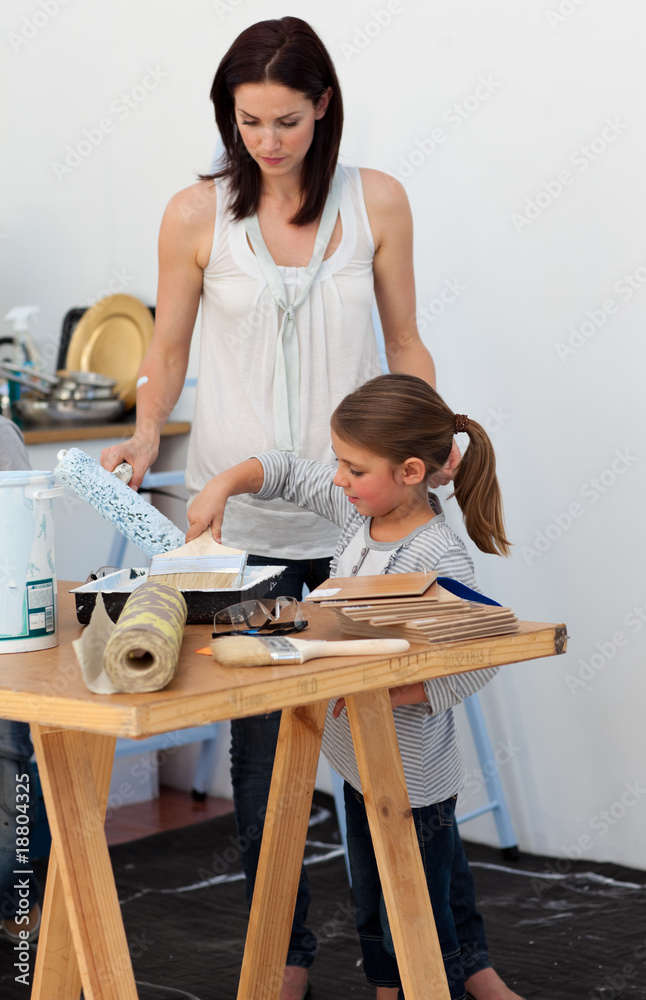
[244,168,342,452]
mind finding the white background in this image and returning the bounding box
[3,0,645,869]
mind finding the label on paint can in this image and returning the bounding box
[26,579,56,636]
[0,470,59,653]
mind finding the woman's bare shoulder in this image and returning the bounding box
[357,167,409,210]
[163,180,218,229]
[159,181,218,267]
[357,168,412,248]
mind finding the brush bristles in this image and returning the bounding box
[155,571,241,591]
[210,636,274,667]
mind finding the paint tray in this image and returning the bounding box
[71,564,286,625]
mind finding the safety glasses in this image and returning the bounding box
[212,596,308,637]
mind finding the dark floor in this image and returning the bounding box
[2,789,646,999]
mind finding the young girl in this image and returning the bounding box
[187,373,517,1000]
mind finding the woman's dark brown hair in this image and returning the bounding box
[331,374,511,557]
[202,16,343,226]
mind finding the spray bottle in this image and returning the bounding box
[2,306,42,423]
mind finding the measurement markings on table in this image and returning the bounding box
[439,647,489,670]
[228,690,268,713]
[375,647,494,681]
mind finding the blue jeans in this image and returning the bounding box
[344,781,489,999]
[0,721,39,920]
[229,554,332,968]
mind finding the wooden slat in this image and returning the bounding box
[237,701,328,1000]
[346,688,451,1000]
[30,726,135,1000]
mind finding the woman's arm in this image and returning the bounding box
[360,168,436,388]
[101,182,215,489]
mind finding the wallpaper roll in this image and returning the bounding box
[102,581,188,693]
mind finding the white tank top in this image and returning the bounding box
[186,164,381,559]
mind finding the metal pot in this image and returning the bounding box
[52,371,119,402]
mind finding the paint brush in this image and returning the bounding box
[148,529,247,590]
[210,635,410,667]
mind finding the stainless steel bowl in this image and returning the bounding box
[15,395,126,426]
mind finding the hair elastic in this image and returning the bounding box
[454,414,469,433]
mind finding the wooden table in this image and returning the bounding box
[0,589,567,1000]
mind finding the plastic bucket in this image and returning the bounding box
[0,471,64,653]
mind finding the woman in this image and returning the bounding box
[102,17,519,1000]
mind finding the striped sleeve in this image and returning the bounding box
[423,665,499,716]
[253,451,349,528]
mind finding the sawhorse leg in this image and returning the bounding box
[30,726,137,1000]
[346,687,451,1000]
[237,702,328,1000]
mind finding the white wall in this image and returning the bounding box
[4,0,645,868]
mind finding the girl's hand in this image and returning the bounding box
[186,458,265,543]
[388,682,426,708]
[186,477,229,542]
[101,435,160,491]
[332,681,427,718]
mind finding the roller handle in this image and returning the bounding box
[29,486,66,500]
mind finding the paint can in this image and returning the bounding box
[0,471,65,653]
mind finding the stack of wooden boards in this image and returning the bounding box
[305,572,518,645]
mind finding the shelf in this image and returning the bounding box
[23,420,191,445]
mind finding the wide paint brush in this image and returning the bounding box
[210,634,410,667]
[148,529,247,590]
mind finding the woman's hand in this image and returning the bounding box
[428,440,462,488]
[332,681,427,718]
[101,435,160,491]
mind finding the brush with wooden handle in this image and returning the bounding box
[148,529,247,590]
[210,634,410,667]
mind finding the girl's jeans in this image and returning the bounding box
[344,781,489,1000]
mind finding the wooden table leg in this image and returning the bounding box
[237,701,328,1000]
[30,725,137,1000]
[31,728,116,1000]
[345,688,451,1000]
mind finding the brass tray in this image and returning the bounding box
[64,294,154,409]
